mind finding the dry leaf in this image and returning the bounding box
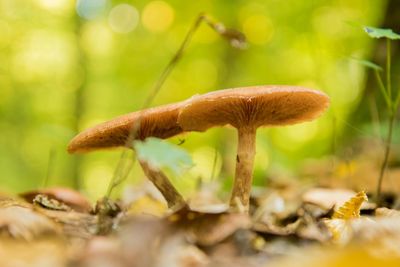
[168,206,250,246]
[332,191,368,219]
[302,188,357,210]
[0,199,60,240]
[375,207,400,218]
[324,191,368,244]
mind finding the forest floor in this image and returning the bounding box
[1,163,400,267]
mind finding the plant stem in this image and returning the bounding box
[210,147,219,181]
[230,127,256,213]
[106,150,130,198]
[386,39,392,102]
[141,14,204,109]
[376,113,395,204]
[375,38,394,205]
[42,148,56,188]
[106,14,206,198]
[139,161,186,209]
[71,14,88,190]
[374,70,391,108]
[396,89,400,109]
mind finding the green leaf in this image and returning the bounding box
[351,58,383,71]
[363,26,400,40]
[133,137,193,176]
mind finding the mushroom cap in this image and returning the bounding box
[68,102,185,153]
[178,85,330,131]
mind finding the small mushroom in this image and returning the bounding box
[68,102,187,210]
[178,85,330,212]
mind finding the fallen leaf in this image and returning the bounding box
[332,191,367,219]
[0,199,60,240]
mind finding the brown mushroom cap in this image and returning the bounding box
[68,102,186,153]
[178,85,330,131]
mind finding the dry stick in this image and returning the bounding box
[139,161,185,209]
[142,13,245,108]
[105,13,245,202]
[105,15,205,202]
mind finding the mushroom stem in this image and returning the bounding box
[139,160,186,210]
[230,127,256,212]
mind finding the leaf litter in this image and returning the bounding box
[1,181,399,266]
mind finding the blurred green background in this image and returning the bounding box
[0,0,390,201]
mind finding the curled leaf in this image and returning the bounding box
[134,137,194,176]
[364,26,400,40]
[332,191,368,220]
[350,58,383,71]
[324,191,368,244]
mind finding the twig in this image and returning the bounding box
[105,13,246,199]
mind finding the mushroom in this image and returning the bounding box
[68,102,187,209]
[178,85,330,212]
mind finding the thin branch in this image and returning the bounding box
[105,13,246,198]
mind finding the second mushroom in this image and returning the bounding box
[178,85,330,212]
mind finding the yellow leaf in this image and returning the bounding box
[332,191,368,219]
[324,191,368,244]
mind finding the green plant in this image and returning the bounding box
[362,26,400,204]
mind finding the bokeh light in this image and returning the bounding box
[142,0,174,33]
[81,21,114,55]
[186,59,218,91]
[0,0,388,198]
[188,146,222,183]
[36,0,72,13]
[108,4,139,34]
[11,30,74,82]
[242,14,274,45]
[76,0,108,20]
[83,161,114,199]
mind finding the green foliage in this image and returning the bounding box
[364,26,400,40]
[362,25,400,203]
[134,138,194,176]
[0,0,388,199]
[352,58,382,71]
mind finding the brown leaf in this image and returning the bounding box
[0,199,60,240]
[168,206,251,246]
